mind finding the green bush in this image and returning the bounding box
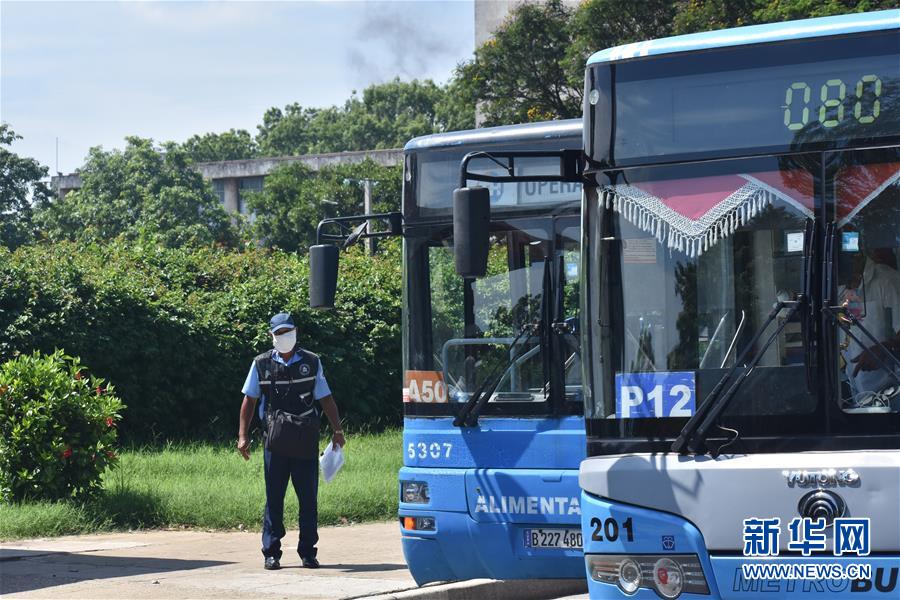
[0,350,124,502]
[0,241,402,441]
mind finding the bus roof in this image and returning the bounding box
[404,119,581,152]
[587,9,899,65]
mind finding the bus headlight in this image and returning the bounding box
[652,557,684,599]
[618,558,642,594]
[401,481,430,504]
[586,554,708,599]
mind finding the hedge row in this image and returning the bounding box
[0,241,402,441]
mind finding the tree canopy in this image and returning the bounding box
[181,129,259,163]
[244,159,401,253]
[255,78,474,157]
[0,125,51,250]
[39,137,239,248]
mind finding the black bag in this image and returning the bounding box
[265,408,320,459]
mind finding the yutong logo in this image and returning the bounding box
[783,468,860,488]
[474,494,581,515]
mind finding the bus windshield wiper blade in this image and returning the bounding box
[671,297,805,455]
[452,323,537,427]
[824,305,900,387]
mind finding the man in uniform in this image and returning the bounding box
[237,312,346,570]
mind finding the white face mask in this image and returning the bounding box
[272,329,296,354]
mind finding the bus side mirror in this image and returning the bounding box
[453,187,490,278]
[309,244,339,309]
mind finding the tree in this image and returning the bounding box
[38,137,238,248]
[567,0,675,85]
[672,0,899,34]
[455,0,578,125]
[244,159,401,253]
[255,79,474,157]
[181,129,258,162]
[0,124,51,250]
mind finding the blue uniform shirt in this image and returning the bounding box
[242,350,332,420]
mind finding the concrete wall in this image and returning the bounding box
[50,148,404,214]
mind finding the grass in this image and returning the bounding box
[0,430,402,540]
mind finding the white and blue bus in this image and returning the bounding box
[311,120,589,584]
[398,121,587,583]
[578,10,900,600]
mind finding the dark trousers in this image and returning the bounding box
[261,449,319,560]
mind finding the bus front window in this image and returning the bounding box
[587,158,817,428]
[832,150,900,413]
[430,224,550,403]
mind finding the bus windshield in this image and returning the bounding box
[404,217,581,415]
[585,155,818,438]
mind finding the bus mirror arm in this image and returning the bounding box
[801,219,816,395]
[309,212,403,309]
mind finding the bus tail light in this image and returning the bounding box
[585,554,709,598]
[400,516,435,531]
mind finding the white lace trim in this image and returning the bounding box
[600,176,805,257]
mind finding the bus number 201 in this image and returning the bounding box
[590,517,635,543]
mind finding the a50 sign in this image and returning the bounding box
[404,370,448,403]
[615,371,695,419]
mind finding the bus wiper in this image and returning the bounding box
[452,322,538,427]
[454,256,552,427]
[824,304,900,387]
[671,296,805,456]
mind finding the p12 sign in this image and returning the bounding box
[615,371,695,419]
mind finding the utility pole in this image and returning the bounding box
[363,179,374,255]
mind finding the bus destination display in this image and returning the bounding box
[612,52,898,161]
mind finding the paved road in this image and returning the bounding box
[0,522,416,599]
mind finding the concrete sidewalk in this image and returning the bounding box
[0,522,417,599]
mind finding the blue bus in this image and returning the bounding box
[398,121,587,584]
[577,10,900,599]
[310,120,588,585]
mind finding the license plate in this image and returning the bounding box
[523,528,583,549]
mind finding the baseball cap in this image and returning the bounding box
[269,312,295,333]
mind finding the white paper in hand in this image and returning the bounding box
[319,443,344,482]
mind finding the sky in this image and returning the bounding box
[1,0,475,174]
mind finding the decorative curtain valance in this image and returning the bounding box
[601,164,900,257]
[600,173,814,257]
[836,163,900,227]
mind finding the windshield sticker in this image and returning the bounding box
[842,231,860,252]
[404,370,447,403]
[623,238,658,264]
[786,231,804,252]
[615,371,696,418]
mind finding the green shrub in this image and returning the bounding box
[0,350,124,502]
[0,241,402,441]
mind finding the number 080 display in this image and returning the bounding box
[784,74,882,131]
